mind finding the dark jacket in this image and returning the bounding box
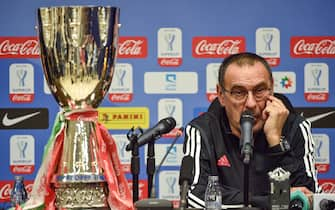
[182,97,319,209]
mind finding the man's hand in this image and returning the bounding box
[262,95,289,147]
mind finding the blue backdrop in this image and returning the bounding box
[0,0,334,208]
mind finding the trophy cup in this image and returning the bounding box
[37,6,124,209]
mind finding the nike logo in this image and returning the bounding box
[301,111,335,123]
[2,112,41,127]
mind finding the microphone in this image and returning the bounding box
[289,190,309,210]
[126,117,176,151]
[320,199,335,210]
[179,155,194,210]
[240,110,254,164]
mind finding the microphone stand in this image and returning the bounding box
[241,141,260,210]
[242,144,252,207]
[150,128,183,198]
[134,130,182,210]
[127,127,142,203]
[147,139,156,198]
[243,161,250,207]
[135,128,194,210]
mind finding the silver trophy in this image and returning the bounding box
[37,6,120,209]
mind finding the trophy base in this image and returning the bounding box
[57,208,110,210]
[54,182,108,209]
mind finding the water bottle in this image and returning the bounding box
[205,175,222,210]
[10,176,28,207]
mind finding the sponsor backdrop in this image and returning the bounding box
[0,0,334,208]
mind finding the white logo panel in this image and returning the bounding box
[304,63,329,102]
[9,63,35,102]
[113,134,132,164]
[206,63,220,93]
[10,135,35,165]
[9,63,34,94]
[158,170,180,200]
[109,63,133,93]
[158,28,182,58]
[273,71,296,93]
[304,63,328,92]
[256,27,280,66]
[158,98,183,128]
[313,133,330,173]
[256,27,280,57]
[144,72,198,94]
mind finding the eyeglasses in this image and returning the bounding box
[222,86,272,102]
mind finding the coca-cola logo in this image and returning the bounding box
[0,183,11,200]
[160,58,180,66]
[291,36,335,58]
[192,36,246,58]
[316,164,329,173]
[11,165,34,174]
[10,94,34,103]
[0,37,40,58]
[118,37,147,58]
[320,181,335,193]
[109,93,132,102]
[265,58,280,67]
[158,58,182,67]
[304,93,328,102]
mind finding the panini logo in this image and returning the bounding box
[97,107,149,129]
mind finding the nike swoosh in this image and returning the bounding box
[2,112,40,126]
[303,111,335,123]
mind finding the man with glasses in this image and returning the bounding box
[182,52,319,209]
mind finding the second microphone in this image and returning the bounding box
[126,117,176,151]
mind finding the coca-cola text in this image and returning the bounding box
[0,37,40,58]
[291,36,335,58]
[192,36,246,58]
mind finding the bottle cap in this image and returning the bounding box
[14,176,24,182]
[208,175,219,181]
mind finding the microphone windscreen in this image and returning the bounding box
[240,110,254,123]
[290,190,309,210]
[159,117,176,133]
[178,156,194,185]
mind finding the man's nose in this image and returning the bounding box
[245,91,257,109]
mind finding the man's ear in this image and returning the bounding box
[216,84,225,106]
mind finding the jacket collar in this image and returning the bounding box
[207,97,232,135]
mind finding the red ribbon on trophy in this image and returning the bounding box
[19,110,134,210]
